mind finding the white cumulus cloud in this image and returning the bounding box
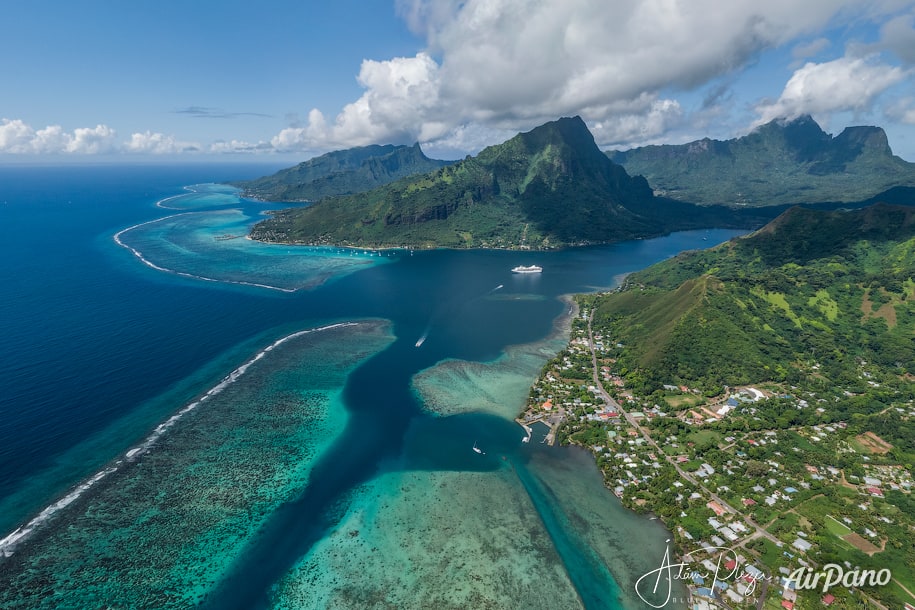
[0,119,37,153]
[272,53,444,152]
[126,131,200,154]
[0,119,206,155]
[274,0,880,154]
[588,97,685,149]
[0,119,118,154]
[67,125,118,154]
[6,0,915,157]
[754,55,909,125]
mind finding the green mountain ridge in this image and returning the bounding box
[608,115,915,207]
[249,116,752,249]
[594,202,915,394]
[233,143,450,202]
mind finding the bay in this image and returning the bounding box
[0,165,745,608]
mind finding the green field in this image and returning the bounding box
[756,537,788,572]
[847,437,868,453]
[783,430,817,452]
[686,429,722,446]
[824,514,853,537]
[664,394,703,409]
[885,580,915,606]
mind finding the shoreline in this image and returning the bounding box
[524,293,697,603]
[247,234,569,252]
[514,294,580,444]
[411,292,579,420]
[247,224,683,252]
[246,225,749,254]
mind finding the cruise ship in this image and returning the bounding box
[511,265,542,273]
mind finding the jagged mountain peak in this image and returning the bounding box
[519,115,593,144]
[609,115,915,206]
[478,116,597,160]
[248,116,735,249]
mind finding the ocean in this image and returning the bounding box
[0,164,745,608]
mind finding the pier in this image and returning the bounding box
[515,416,563,446]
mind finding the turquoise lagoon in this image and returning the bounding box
[0,165,745,608]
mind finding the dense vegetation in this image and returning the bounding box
[552,200,915,610]
[232,143,449,202]
[593,203,915,394]
[249,117,762,249]
[609,115,915,207]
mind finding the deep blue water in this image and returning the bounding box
[1,165,288,514]
[0,165,746,607]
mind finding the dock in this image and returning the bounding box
[515,417,562,446]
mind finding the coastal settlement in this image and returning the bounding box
[518,294,915,610]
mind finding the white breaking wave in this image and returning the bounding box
[155,184,206,210]
[113,214,298,293]
[0,322,359,558]
[154,192,191,210]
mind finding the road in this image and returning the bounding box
[583,308,781,609]
[583,308,909,610]
[584,310,779,539]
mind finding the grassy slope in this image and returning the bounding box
[593,203,915,392]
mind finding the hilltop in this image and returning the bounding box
[233,143,450,202]
[249,117,751,249]
[609,115,915,207]
[593,201,915,394]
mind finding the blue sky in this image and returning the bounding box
[2,0,915,161]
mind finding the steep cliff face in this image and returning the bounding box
[249,116,738,249]
[609,115,915,206]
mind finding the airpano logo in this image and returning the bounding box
[785,565,891,593]
[633,540,893,608]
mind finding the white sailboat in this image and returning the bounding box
[472,441,484,454]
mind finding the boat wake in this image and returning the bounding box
[0,322,359,559]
